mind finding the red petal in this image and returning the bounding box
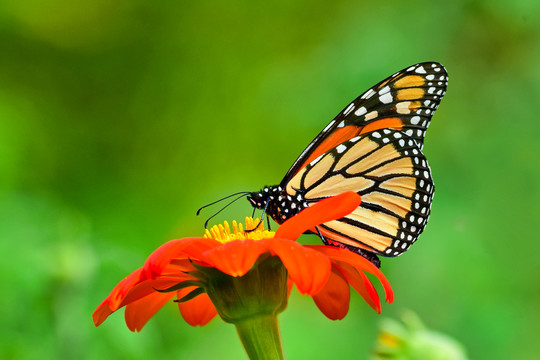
[334,262,380,313]
[275,191,362,240]
[93,298,114,327]
[266,239,331,295]
[169,258,197,272]
[142,237,220,280]
[308,245,394,303]
[180,237,224,260]
[120,275,195,307]
[312,266,350,320]
[177,287,218,326]
[93,267,144,326]
[359,271,381,312]
[124,292,175,332]
[202,239,269,277]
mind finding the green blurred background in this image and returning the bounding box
[1,0,538,359]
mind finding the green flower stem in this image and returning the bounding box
[235,315,284,360]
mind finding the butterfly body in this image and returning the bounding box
[248,62,447,263]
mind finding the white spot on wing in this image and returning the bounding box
[323,120,335,132]
[361,89,376,99]
[379,92,393,104]
[379,85,391,95]
[354,106,367,116]
[310,154,324,166]
[365,111,378,120]
[336,144,347,153]
[396,101,411,114]
[343,103,355,116]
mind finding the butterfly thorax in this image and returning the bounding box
[247,186,307,225]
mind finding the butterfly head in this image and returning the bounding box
[247,192,264,209]
[247,187,275,209]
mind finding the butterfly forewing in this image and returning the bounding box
[281,62,447,186]
[286,129,434,257]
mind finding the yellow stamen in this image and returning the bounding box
[204,217,275,244]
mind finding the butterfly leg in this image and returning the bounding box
[266,214,272,231]
[315,226,328,244]
[247,200,270,232]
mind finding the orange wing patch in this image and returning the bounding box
[394,74,426,88]
[359,118,404,134]
[296,125,362,175]
[396,88,425,101]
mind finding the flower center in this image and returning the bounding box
[204,217,275,244]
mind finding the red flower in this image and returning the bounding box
[93,191,393,332]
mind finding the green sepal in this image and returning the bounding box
[174,287,206,303]
[153,280,203,293]
[203,255,288,324]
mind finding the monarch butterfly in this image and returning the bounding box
[247,62,447,266]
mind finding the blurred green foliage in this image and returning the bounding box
[1,0,539,359]
[372,310,468,360]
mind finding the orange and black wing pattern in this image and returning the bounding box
[285,129,434,257]
[280,62,447,187]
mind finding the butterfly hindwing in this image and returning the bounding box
[281,62,447,186]
[285,129,434,257]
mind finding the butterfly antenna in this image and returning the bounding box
[196,191,250,216]
[203,193,249,229]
